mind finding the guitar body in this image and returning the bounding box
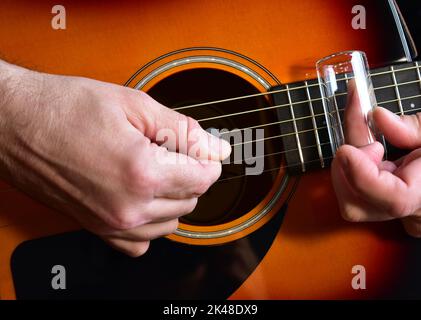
[0,0,419,299]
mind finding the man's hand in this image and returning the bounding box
[0,61,231,256]
[332,102,421,237]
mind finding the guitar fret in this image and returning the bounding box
[408,62,421,115]
[317,81,336,157]
[304,81,324,168]
[332,94,345,144]
[270,61,421,175]
[344,72,350,85]
[416,61,421,91]
[391,65,404,115]
[285,84,305,172]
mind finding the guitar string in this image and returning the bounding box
[195,78,421,123]
[222,142,331,165]
[221,93,421,149]
[0,70,417,192]
[217,100,421,181]
[217,156,334,183]
[217,104,421,176]
[222,104,421,166]
[224,93,421,140]
[172,64,421,112]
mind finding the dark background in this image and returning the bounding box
[397,0,421,55]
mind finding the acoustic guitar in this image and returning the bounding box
[1,0,421,299]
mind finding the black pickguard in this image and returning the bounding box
[11,204,287,300]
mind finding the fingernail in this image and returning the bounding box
[367,110,374,126]
[337,152,350,170]
[219,138,232,160]
[389,110,402,121]
[379,107,401,121]
[390,112,402,121]
[209,133,231,160]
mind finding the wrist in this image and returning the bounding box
[0,61,45,181]
[0,60,29,112]
[0,60,48,125]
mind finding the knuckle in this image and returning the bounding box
[408,113,421,145]
[195,178,213,195]
[209,161,222,182]
[334,145,352,163]
[406,228,421,238]
[341,211,361,223]
[185,198,198,214]
[194,163,221,195]
[167,219,180,234]
[186,116,200,131]
[331,153,345,175]
[150,220,180,240]
[109,209,144,230]
[127,241,150,257]
[389,200,412,218]
[403,216,421,238]
[124,153,157,196]
[415,113,421,128]
[140,201,158,220]
[340,206,362,223]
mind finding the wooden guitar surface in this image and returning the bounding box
[0,0,418,299]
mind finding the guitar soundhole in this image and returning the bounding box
[147,68,283,226]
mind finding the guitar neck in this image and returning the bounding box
[272,61,421,174]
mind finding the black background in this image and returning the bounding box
[397,0,421,54]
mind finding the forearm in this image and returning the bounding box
[0,60,26,111]
[0,60,41,182]
[0,60,18,181]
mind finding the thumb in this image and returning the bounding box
[125,90,231,161]
[373,107,421,149]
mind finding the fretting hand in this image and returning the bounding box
[331,90,421,237]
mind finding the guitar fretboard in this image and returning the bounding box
[271,61,421,173]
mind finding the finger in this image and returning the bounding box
[378,160,397,172]
[156,160,222,198]
[124,90,231,161]
[344,79,375,147]
[72,198,190,239]
[402,212,421,238]
[107,198,197,230]
[392,150,421,194]
[373,107,421,149]
[393,148,421,174]
[104,238,150,258]
[390,149,421,168]
[335,143,414,218]
[146,142,222,198]
[106,219,179,242]
[141,198,198,222]
[331,155,395,222]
